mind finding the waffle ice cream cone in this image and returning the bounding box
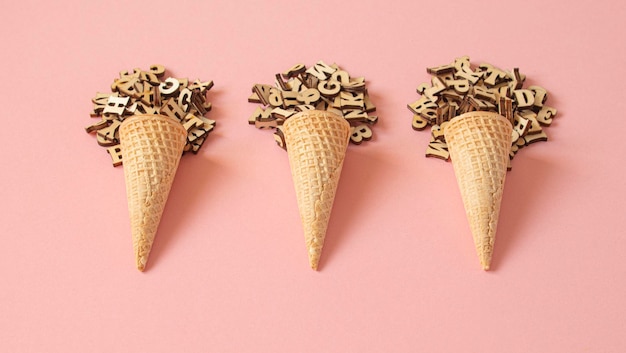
[444,112,512,271]
[119,114,187,271]
[281,110,351,270]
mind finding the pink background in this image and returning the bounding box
[2,0,625,352]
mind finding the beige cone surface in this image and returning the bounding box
[444,112,512,271]
[282,111,350,270]
[119,114,187,271]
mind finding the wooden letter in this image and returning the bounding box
[318,80,341,97]
[159,77,180,96]
[268,88,283,107]
[160,98,186,121]
[103,96,130,116]
[408,96,438,122]
[536,106,557,126]
[350,124,373,144]
[340,91,364,109]
[282,63,306,78]
[513,89,535,108]
[425,138,449,160]
[297,88,321,105]
[107,145,123,167]
[305,61,336,80]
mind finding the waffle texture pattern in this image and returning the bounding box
[282,111,350,270]
[444,112,512,270]
[119,114,187,271]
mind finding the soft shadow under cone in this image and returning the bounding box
[444,112,512,271]
[119,114,187,271]
[282,111,350,270]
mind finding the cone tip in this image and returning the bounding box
[480,257,492,271]
[136,256,148,272]
[306,243,323,270]
[309,257,320,271]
